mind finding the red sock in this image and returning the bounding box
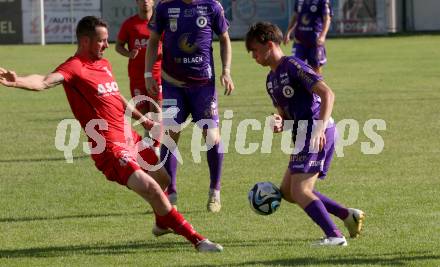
[156,208,205,246]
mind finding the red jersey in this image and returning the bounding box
[117,15,162,84]
[55,55,128,144]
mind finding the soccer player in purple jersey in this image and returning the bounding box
[283,0,332,74]
[246,22,365,246]
[145,0,234,212]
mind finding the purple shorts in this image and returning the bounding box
[292,42,327,68]
[288,125,336,179]
[162,80,219,129]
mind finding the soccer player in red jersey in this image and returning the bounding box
[0,16,222,252]
[116,0,163,156]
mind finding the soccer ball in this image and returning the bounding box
[248,182,282,215]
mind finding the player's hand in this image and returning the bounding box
[269,113,284,133]
[129,48,139,59]
[310,125,326,152]
[221,70,234,95]
[145,77,159,96]
[0,67,18,87]
[283,33,291,45]
[317,36,326,46]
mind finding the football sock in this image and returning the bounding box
[206,143,223,191]
[313,190,349,220]
[156,208,205,246]
[161,146,177,194]
[304,200,343,238]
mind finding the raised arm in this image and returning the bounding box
[218,31,234,95]
[0,67,64,91]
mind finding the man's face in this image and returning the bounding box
[137,0,154,13]
[248,41,271,67]
[87,26,109,60]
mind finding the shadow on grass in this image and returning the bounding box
[186,250,440,266]
[0,155,89,163]
[0,211,152,223]
[0,239,189,258]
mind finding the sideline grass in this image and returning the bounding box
[1,35,440,266]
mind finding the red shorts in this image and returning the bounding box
[92,130,158,185]
[130,78,163,111]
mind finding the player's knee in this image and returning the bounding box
[281,186,296,203]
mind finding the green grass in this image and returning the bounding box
[1,35,440,266]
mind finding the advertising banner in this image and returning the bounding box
[0,0,23,44]
[221,0,291,39]
[329,0,387,35]
[21,0,101,44]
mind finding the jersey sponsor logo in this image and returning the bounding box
[196,16,207,28]
[170,18,177,32]
[97,81,120,96]
[301,14,311,26]
[178,33,198,54]
[282,85,294,98]
[196,5,207,15]
[168,8,180,14]
[134,38,148,48]
[182,56,203,64]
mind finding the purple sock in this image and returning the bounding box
[161,146,177,194]
[313,190,349,220]
[304,200,343,238]
[206,143,223,190]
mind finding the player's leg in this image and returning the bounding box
[289,172,347,246]
[127,170,223,252]
[292,42,307,62]
[160,81,189,206]
[308,45,327,75]
[202,127,223,212]
[190,83,223,212]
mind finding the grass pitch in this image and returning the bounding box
[1,35,440,266]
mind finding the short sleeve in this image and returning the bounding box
[117,19,129,42]
[287,58,322,93]
[212,1,229,35]
[321,0,333,17]
[54,58,80,84]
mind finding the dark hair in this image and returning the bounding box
[245,22,283,51]
[76,16,108,42]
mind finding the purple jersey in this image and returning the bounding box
[266,56,323,124]
[150,0,229,85]
[294,0,333,47]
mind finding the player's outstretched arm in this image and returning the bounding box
[0,67,64,91]
[218,31,234,95]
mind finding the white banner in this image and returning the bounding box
[22,0,101,44]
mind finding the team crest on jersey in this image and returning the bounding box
[196,16,207,28]
[310,5,317,12]
[170,18,177,32]
[282,85,294,98]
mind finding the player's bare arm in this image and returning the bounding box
[218,31,235,96]
[0,67,64,91]
[115,39,139,59]
[269,106,286,133]
[119,94,156,130]
[311,81,335,151]
[318,14,331,46]
[283,12,297,45]
[145,30,160,95]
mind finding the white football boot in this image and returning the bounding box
[196,239,224,252]
[311,236,348,247]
